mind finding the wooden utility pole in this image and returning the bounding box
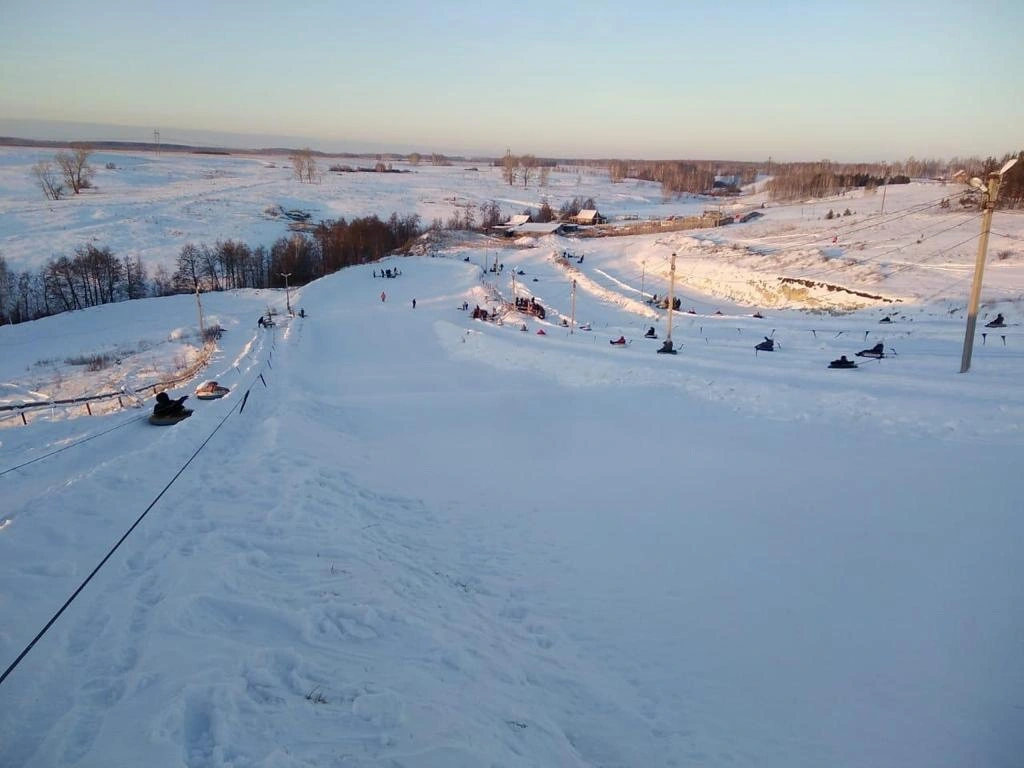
[666,252,677,342]
[880,165,889,214]
[194,284,206,340]
[960,171,1005,373]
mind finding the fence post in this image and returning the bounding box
[86,402,92,416]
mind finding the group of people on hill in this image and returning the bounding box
[373,268,402,279]
[514,297,546,319]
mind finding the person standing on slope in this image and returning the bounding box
[381,291,386,303]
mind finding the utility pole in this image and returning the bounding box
[279,272,292,315]
[663,252,677,352]
[194,283,206,340]
[960,168,1008,373]
[154,128,160,155]
[570,279,577,333]
[879,164,889,214]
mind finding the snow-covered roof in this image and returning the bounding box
[512,222,563,234]
[508,214,531,226]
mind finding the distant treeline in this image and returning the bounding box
[765,151,1024,208]
[0,212,425,325]
[560,158,758,198]
[765,163,910,201]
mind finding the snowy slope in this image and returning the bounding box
[1,150,1023,767]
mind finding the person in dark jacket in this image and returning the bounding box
[153,391,188,418]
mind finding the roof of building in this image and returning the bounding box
[512,222,565,234]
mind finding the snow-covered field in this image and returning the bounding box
[1,148,1023,767]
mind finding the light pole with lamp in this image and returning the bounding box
[960,157,1018,373]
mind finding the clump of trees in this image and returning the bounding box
[0,211,427,326]
[765,161,911,201]
[984,150,1024,209]
[0,247,146,323]
[499,151,555,187]
[290,148,319,183]
[559,196,597,219]
[32,144,95,199]
[764,152,1024,206]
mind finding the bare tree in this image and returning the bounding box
[408,152,421,166]
[291,148,313,182]
[520,154,538,188]
[539,165,551,187]
[0,255,14,323]
[32,160,64,200]
[502,150,518,186]
[609,159,628,183]
[479,200,503,229]
[174,243,203,292]
[55,145,94,193]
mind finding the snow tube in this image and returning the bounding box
[828,360,857,369]
[149,409,193,426]
[195,386,229,400]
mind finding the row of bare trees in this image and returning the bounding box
[0,210,426,325]
[0,247,145,322]
[499,151,552,188]
[765,151,1023,207]
[601,159,756,199]
[31,145,95,200]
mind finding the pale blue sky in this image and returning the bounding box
[1,0,1021,160]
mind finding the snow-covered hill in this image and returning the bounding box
[1,149,1023,767]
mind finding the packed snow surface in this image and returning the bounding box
[1,149,1022,767]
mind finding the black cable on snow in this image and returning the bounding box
[0,395,244,688]
[0,413,149,479]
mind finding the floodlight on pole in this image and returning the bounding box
[280,272,292,314]
[959,157,1017,373]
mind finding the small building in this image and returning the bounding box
[573,209,605,226]
[507,213,532,227]
[504,221,569,237]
